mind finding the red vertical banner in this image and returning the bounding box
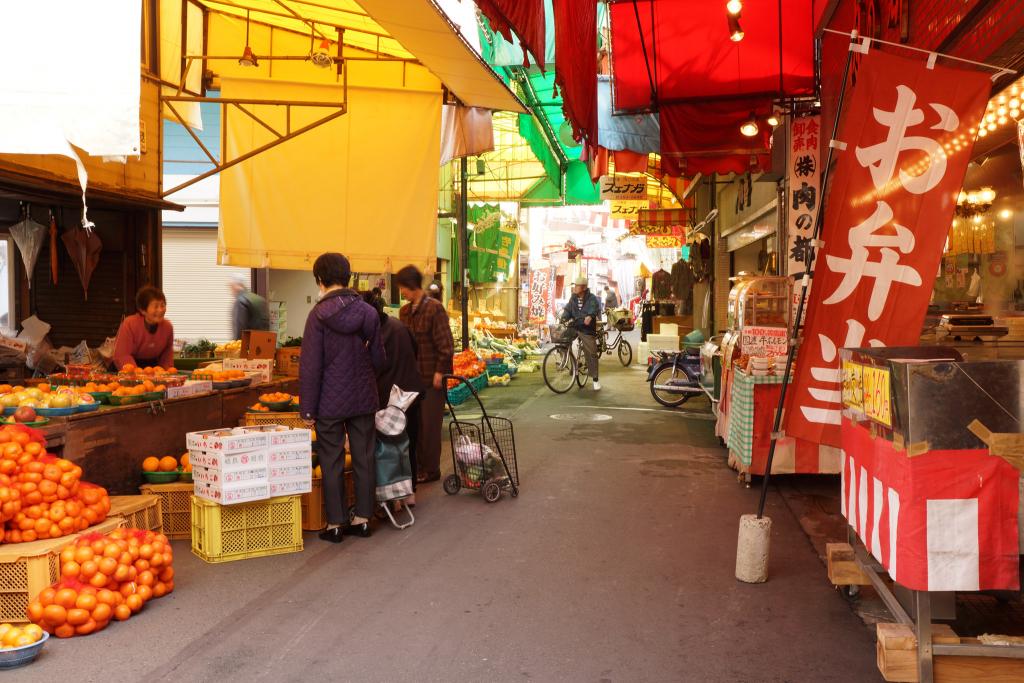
[785,49,991,448]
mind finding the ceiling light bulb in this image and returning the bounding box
[311,38,333,68]
[726,0,743,15]
[1011,99,1020,109]
[987,122,997,131]
[977,127,988,137]
[980,187,996,203]
[973,214,983,224]
[958,191,967,204]
[766,113,780,127]
[998,106,1007,116]
[238,45,258,67]
[739,115,759,137]
[1012,109,1021,119]
[986,113,996,122]
[999,209,1013,220]
[999,116,1008,125]
[998,95,1007,104]
[728,15,744,41]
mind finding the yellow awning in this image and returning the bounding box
[218,77,441,273]
[193,0,523,111]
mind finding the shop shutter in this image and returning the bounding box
[162,228,249,343]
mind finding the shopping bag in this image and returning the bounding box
[453,434,502,485]
[374,432,413,501]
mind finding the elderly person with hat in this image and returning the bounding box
[561,275,602,391]
[228,274,271,341]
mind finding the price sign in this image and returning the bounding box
[841,360,863,411]
[740,326,788,357]
[861,365,892,427]
[645,235,683,249]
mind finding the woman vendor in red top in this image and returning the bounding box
[113,286,175,370]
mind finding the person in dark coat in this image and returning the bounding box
[363,292,425,502]
[299,253,385,543]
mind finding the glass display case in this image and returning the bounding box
[731,276,791,331]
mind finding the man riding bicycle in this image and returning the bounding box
[561,276,602,391]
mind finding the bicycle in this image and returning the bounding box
[542,323,592,394]
[597,322,633,367]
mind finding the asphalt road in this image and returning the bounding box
[26,360,879,682]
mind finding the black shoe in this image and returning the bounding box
[318,527,344,543]
[343,522,372,538]
[417,472,441,484]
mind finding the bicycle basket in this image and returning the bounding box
[614,318,636,332]
[553,324,577,344]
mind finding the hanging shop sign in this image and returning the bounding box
[610,200,649,219]
[786,114,821,278]
[645,235,683,249]
[629,224,686,237]
[528,268,551,320]
[783,48,990,448]
[599,174,647,201]
[637,207,696,227]
[740,326,788,357]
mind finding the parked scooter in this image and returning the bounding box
[647,349,705,407]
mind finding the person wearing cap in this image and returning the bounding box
[228,274,271,341]
[299,253,385,543]
[561,275,602,391]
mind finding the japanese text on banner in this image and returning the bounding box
[599,174,648,201]
[783,49,990,447]
[787,114,821,278]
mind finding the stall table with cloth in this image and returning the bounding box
[838,347,1024,683]
[721,367,841,478]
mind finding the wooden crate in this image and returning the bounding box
[139,482,193,540]
[0,517,122,623]
[276,347,301,377]
[108,495,163,533]
[826,542,871,586]
[877,623,1024,682]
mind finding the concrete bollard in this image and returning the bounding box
[735,514,772,583]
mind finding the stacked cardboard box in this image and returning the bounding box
[186,425,312,505]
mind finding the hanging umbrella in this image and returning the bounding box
[9,206,47,289]
[49,209,59,286]
[62,224,103,301]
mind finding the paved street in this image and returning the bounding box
[30,362,879,682]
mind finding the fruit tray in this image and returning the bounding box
[75,402,101,414]
[191,495,303,564]
[1,417,50,428]
[142,471,180,484]
[35,407,77,417]
[260,400,291,412]
[87,391,111,404]
[0,630,48,669]
[141,391,166,402]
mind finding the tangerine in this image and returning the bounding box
[158,456,178,472]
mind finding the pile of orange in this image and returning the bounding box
[0,426,109,544]
[193,369,246,382]
[259,392,292,403]
[81,380,120,393]
[248,403,271,413]
[27,527,175,638]
[142,454,189,473]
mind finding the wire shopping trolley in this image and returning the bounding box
[443,374,520,503]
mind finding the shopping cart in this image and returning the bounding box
[443,374,520,503]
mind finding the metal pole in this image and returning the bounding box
[459,157,470,351]
[756,33,857,518]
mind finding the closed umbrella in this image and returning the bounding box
[62,224,103,301]
[49,209,59,285]
[9,206,47,289]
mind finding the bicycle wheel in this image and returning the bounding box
[650,364,692,407]
[618,339,633,366]
[543,345,577,394]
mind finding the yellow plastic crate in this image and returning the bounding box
[299,471,355,531]
[107,495,163,533]
[0,517,122,623]
[190,495,303,564]
[139,482,193,540]
[242,412,312,434]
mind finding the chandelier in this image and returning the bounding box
[955,187,996,220]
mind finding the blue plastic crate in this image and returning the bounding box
[486,363,509,377]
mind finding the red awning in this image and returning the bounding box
[553,0,598,144]
[609,0,816,112]
[660,98,773,176]
[476,0,547,71]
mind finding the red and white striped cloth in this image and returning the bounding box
[841,418,1020,591]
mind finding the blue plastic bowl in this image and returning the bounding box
[35,406,77,417]
[0,631,48,669]
[75,402,102,413]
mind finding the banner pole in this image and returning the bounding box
[755,33,858,519]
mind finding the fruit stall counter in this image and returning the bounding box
[36,378,299,495]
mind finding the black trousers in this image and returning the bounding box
[315,414,375,523]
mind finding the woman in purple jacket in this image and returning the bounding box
[299,253,385,543]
